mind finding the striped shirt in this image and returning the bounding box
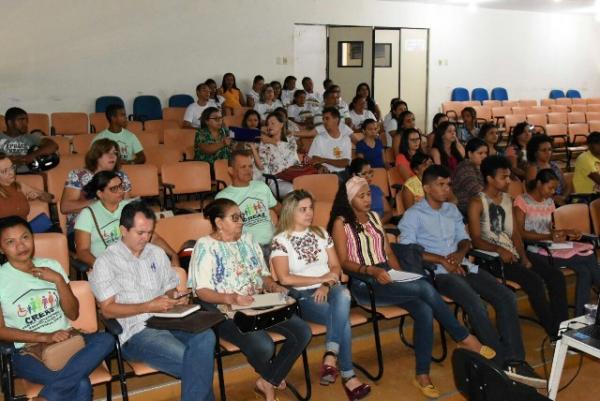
[89,241,178,344]
[343,212,387,266]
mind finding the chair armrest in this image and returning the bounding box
[581,234,599,247]
[391,184,403,191]
[100,316,123,336]
[344,269,375,286]
[263,174,280,200]
[468,249,500,262]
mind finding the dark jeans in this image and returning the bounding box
[505,258,568,338]
[435,270,524,363]
[537,253,600,316]
[217,314,311,386]
[351,275,469,375]
[12,332,114,401]
[122,328,216,401]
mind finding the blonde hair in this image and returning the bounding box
[275,190,325,239]
[0,152,19,198]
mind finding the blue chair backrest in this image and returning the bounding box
[451,87,470,101]
[133,95,163,121]
[566,89,582,99]
[169,94,194,108]
[471,88,489,102]
[96,96,124,113]
[491,87,508,101]
[549,89,565,99]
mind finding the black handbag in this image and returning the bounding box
[232,301,298,333]
[146,310,225,333]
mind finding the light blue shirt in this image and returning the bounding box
[398,199,477,274]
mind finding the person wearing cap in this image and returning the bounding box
[328,175,495,399]
[573,131,600,193]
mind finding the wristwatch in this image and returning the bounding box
[322,281,332,288]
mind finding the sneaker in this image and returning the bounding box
[503,360,547,389]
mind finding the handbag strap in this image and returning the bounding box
[85,207,108,247]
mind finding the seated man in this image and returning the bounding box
[89,201,216,401]
[301,76,322,109]
[93,104,145,164]
[183,83,222,129]
[398,164,544,388]
[307,107,352,179]
[0,107,58,173]
[573,131,600,193]
[215,149,279,258]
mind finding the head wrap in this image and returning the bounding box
[346,176,369,203]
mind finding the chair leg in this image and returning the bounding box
[353,314,384,381]
[399,316,447,363]
[114,342,129,401]
[286,349,311,401]
[215,348,227,401]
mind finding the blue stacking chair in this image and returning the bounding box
[132,95,163,122]
[566,89,582,99]
[451,87,470,101]
[96,96,124,113]
[549,89,565,99]
[471,88,489,103]
[168,94,194,108]
[491,87,509,101]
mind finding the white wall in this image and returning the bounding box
[2,0,600,130]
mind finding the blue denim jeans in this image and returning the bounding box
[296,284,354,378]
[351,275,469,375]
[12,332,115,401]
[122,328,216,401]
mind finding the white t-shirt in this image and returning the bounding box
[270,228,333,290]
[305,91,322,108]
[254,100,283,121]
[247,89,260,105]
[287,104,315,123]
[281,89,296,106]
[315,123,353,138]
[349,109,376,130]
[308,129,352,172]
[183,100,221,128]
[383,115,398,148]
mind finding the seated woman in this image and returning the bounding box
[204,78,226,109]
[457,107,479,143]
[348,158,392,224]
[249,112,300,197]
[430,121,465,174]
[391,111,420,158]
[355,83,381,121]
[246,74,265,109]
[396,128,423,184]
[0,153,53,220]
[190,199,311,401]
[349,96,377,132]
[505,122,531,180]
[452,138,488,217]
[514,168,600,316]
[255,85,284,123]
[61,139,131,238]
[328,177,494,398]
[271,190,371,401]
[355,119,384,169]
[74,171,177,268]
[194,107,231,168]
[287,90,315,128]
[218,72,246,113]
[478,123,500,157]
[270,81,283,103]
[425,113,449,152]
[0,215,114,401]
[383,99,408,149]
[524,134,569,205]
[401,153,433,210]
[241,109,261,130]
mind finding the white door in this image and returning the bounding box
[294,25,327,92]
[374,29,400,116]
[400,29,429,132]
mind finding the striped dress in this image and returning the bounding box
[343,212,387,266]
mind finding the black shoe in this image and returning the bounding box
[503,360,547,389]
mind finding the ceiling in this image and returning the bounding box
[381,0,597,13]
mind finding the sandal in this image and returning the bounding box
[343,376,371,401]
[319,351,339,385]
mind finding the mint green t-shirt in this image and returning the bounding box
[74,199,132,258]
[93,128,143,161]
[215,181,277,245]
[0,258,70,348]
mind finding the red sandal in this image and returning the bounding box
[319,351,339,385]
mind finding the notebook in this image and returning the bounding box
[151,304,200,318]
[230,293,288,311]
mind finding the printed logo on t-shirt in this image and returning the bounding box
[100,219,122,247]
[13,288,61,331]
[0,138,29,156]
[332,146,342,159]
[116,141,131,160]
[239,196,269,228]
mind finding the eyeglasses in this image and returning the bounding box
[208,116,223,121]
[107,183,125,193]
[358,170,374,178]
[226,213,243,222]
[0,165,16,176]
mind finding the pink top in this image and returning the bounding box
[395,153,414,184]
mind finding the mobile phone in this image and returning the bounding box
[173,290,192,300]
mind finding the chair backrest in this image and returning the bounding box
[45,165,72,232]
[154,213,213,251]
[144,119,179,143]
[566,89,582,99]
[482,100,502,108]
[589,198,600,235]
[173,266,188,292]
[563,172,574,194]
[526,114,547,128]
[89,112,108,133]
[126,120,144,135]
[587,112,600,122]
[372,168,390,198]
[471,88,489,102]
[556,97,572,106]
[501,100,518,108]
[550,104,569,113]
[491,106,511,119]
[163,107,186,126]
[51,112,89,135]
[517,99,537,107]
[451,87,470,101]
[568,123,589,144]
[214,159,231,189]
[121,164,160,197]
[441,101,463,116]
[545,123,568,138]
[511,106,528,115]
[95,96,124,113]
[387,167,403,198]
[293,174,339,202]
[34,233,69,275]
[587,98,600,105]
[569,104,587,113]
[590,121,600,133]
[490,87,508,101]
[529,106,549,114]
[568,112,586,124]
[554,203,591,234]
[472,106,492,122]
[587,104,600,113]
[312,201,333,228]
[69,281,99,332]
[161,161,212,195]
[28,113,50,136]
[135,131,160,148]
[549,89,565,99]
[504,114,526,133]
[163,128,195,153]
[168,94,194,108]
[540,99,556,107]
[71,134,97,154]
[27,200,50,222]
[547,112,567,124]
[144,145,183,171]
[133,95,163,122]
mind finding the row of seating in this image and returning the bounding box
[96,94,195,120]
[450,87,582,102]
[442,98,600,117]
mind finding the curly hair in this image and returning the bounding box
[327,181,362,235]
